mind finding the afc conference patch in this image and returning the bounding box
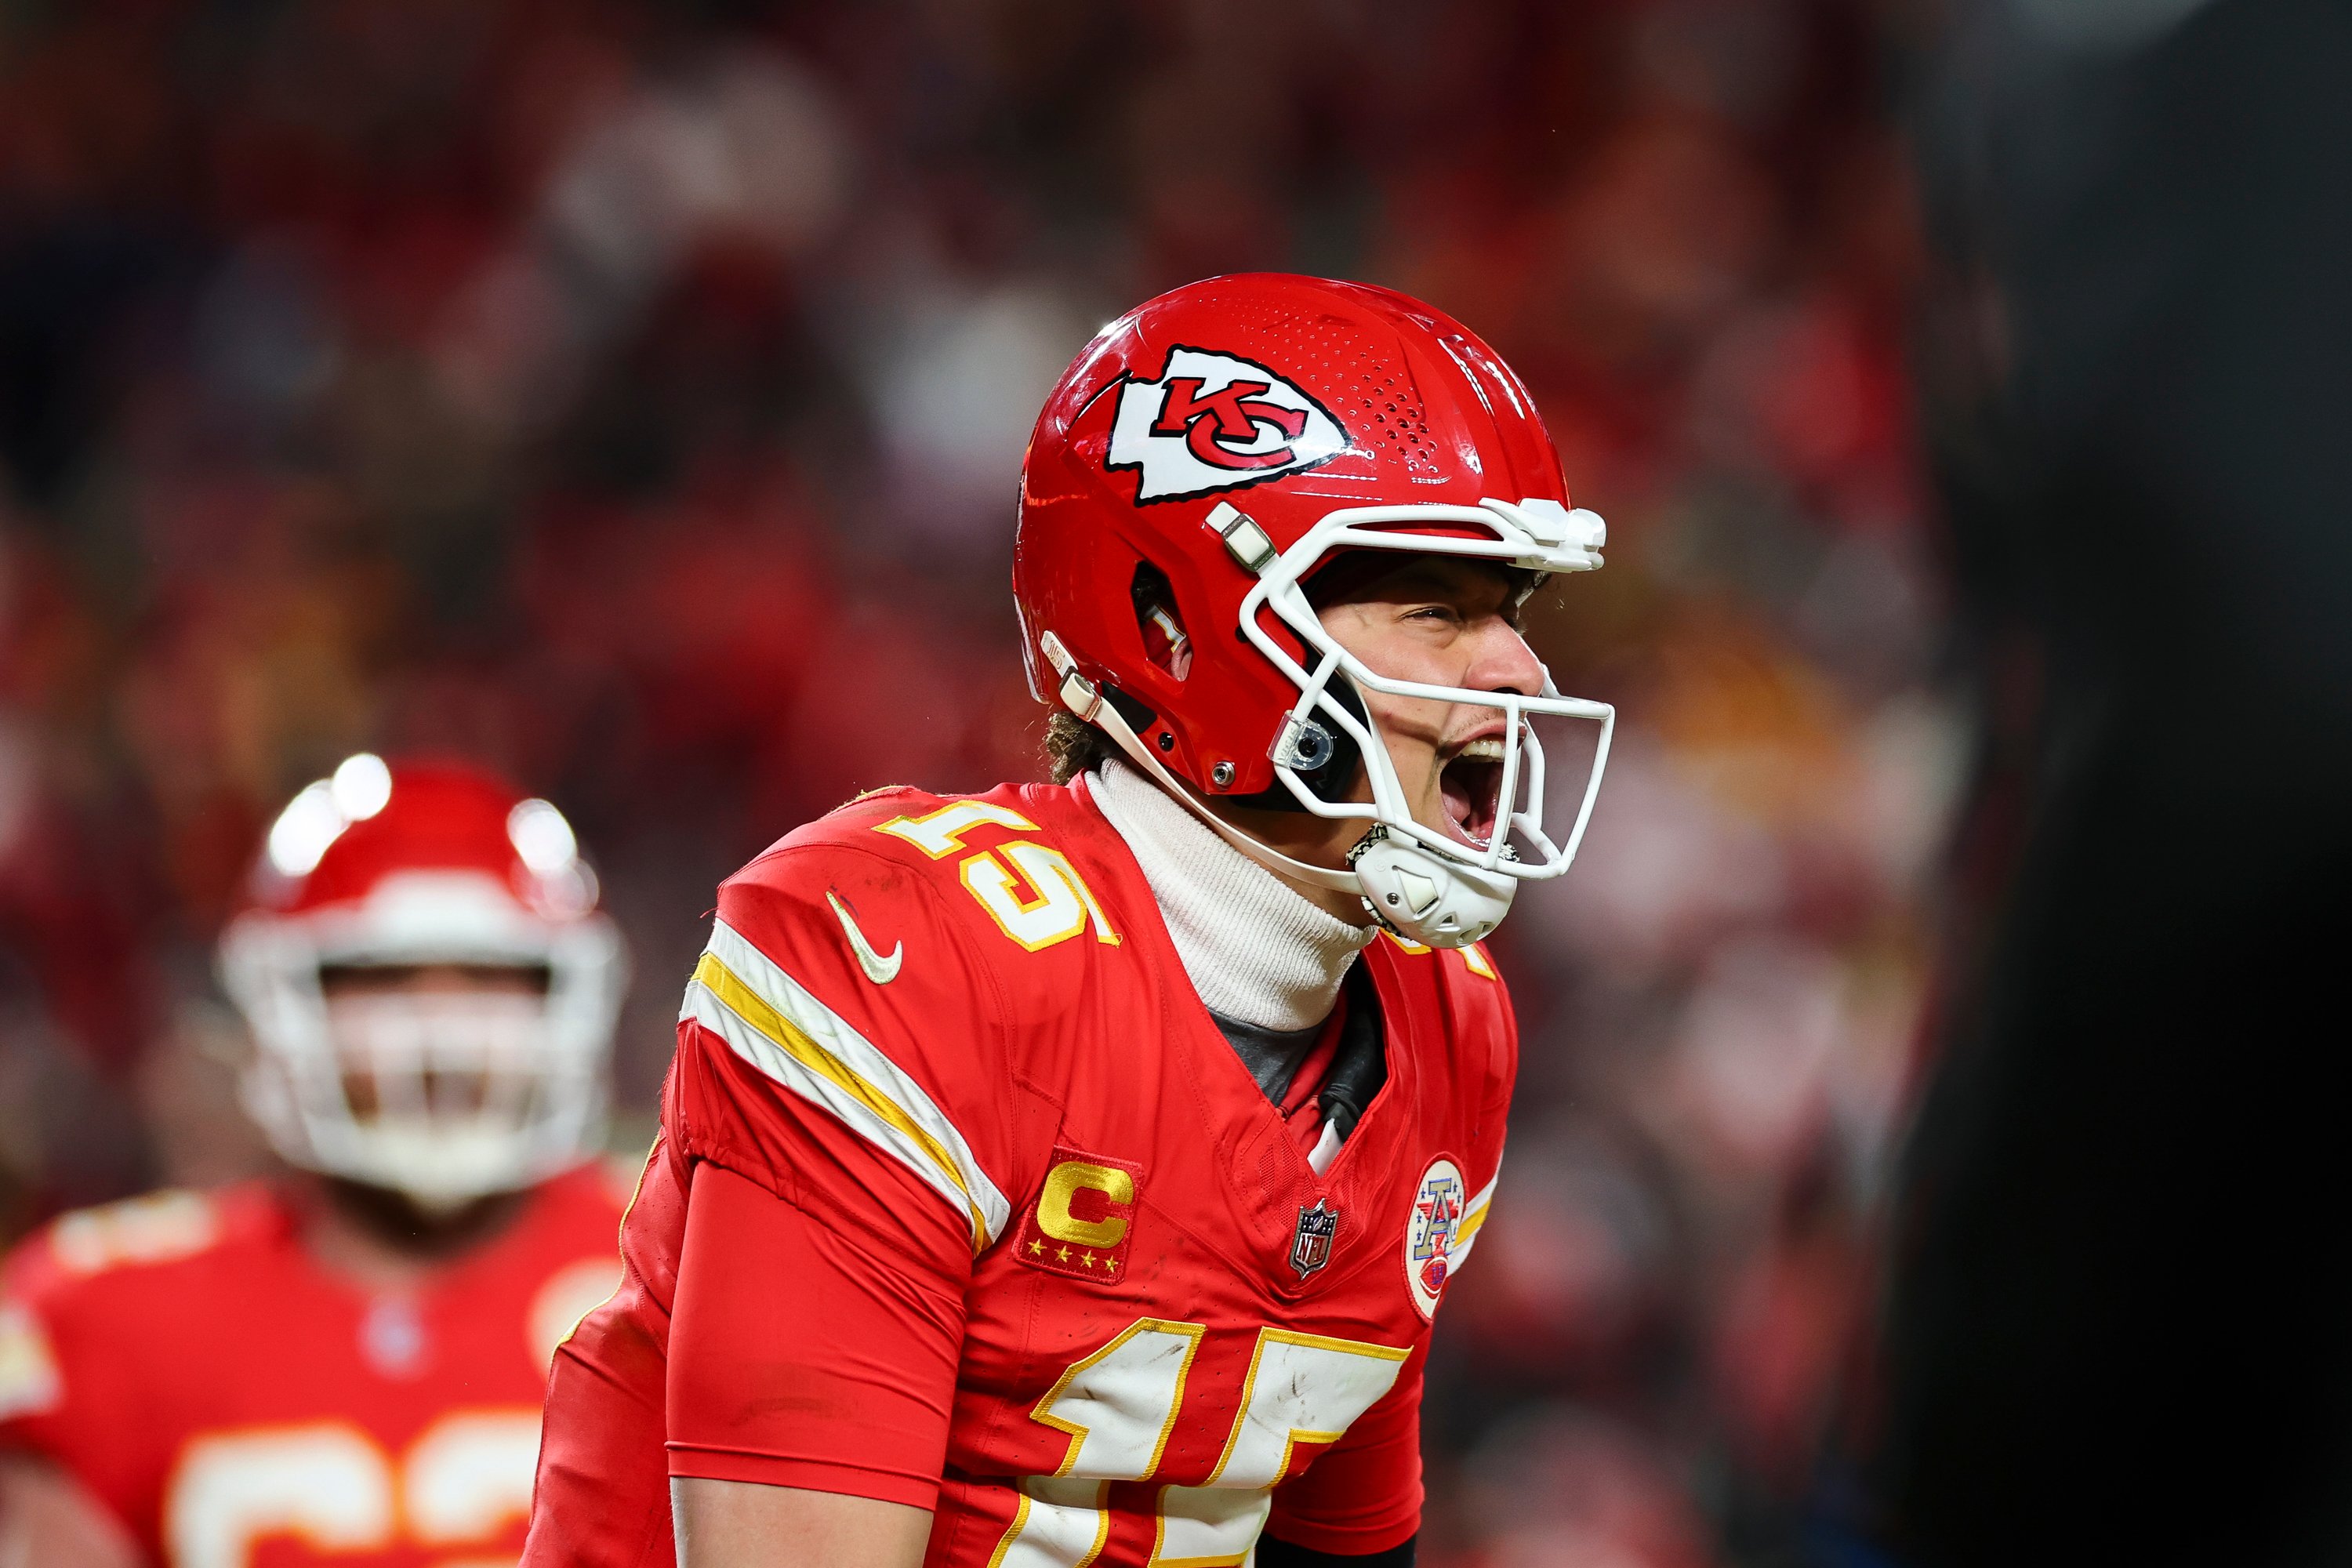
[1405,1156,1465,1319]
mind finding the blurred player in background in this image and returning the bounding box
[527,274,1615,1567]
[0,757,630,1567]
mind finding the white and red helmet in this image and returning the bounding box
[219,756,626,1210]
[1014,273,1613,946]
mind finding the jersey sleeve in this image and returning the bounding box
[667,1163,965,1507]
[1264,1343,1427,1556]
[0,1265,73,1457]
[656,833,1051,1502]
[0,1225,170,1531]
[670,839,1038,1253]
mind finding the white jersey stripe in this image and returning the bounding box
[1450,1168,1500,1270]
[680,919,1011,1251]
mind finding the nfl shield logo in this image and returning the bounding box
[1290,1200,1339,1279]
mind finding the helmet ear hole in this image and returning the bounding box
[1298,675,1370,804]
[1231,673,1367,812]
[1130,561,1192,681]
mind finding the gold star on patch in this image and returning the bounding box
[1080,1250,1096,1269]
[1103,1257,1118,1275]
[1055,1245,1072,1262]
[1028,1239,1044,1255]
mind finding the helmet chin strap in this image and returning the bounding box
[1040,633,1512,947]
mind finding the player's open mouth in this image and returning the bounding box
[1439,736,1506,848]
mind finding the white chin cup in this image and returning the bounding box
[1349,833,1515,949]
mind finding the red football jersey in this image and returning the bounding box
[0,1166,627,1568]
[528,778,1512,1566]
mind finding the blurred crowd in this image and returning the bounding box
[0,2,1951,1563]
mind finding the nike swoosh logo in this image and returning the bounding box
[827,891,903,985]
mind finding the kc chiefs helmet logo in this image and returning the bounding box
[1108,347,1348,503]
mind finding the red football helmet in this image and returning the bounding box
[219,757,626,1209]
[1014,273,1613,946]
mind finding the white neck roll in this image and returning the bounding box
[1086,758,1374,1033]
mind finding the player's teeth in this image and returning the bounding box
[1454,739,1504,761]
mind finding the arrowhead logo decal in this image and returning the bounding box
[1107,347,1348,503]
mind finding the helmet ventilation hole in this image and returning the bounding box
[1131,561,1192,681]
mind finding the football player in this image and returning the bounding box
[0,758,630,1568]
[526,274,1615,1568]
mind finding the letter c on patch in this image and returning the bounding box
[1036,1162,1134,1248]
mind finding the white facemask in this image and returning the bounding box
[222,873,624,1210]
[1043,497,1614,948]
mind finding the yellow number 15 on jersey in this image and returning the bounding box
[878,803,1122,953]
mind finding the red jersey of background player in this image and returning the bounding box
[0,759,631,1568]
[0,1167,624,1567]
[530,779,1508,1564]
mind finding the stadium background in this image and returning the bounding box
[0,4,1950,1563]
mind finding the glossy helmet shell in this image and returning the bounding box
[245,761,597,924]
[219,757,625,1207]
[1014,272,1573,798]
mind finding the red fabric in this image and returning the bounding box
[525,1144,684,1568]
[0,1167,628,1567]
[1267,1345,1428,1554]
[527,778,1518,1567]
[668,1164,963,1508]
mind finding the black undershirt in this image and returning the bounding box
[1205,965,1388,1144]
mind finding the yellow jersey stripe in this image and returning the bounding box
[1451,1170,1501,1266]
[693,952,991,1247]
[703,920,1010,1242]
[681,922,1010,1251]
